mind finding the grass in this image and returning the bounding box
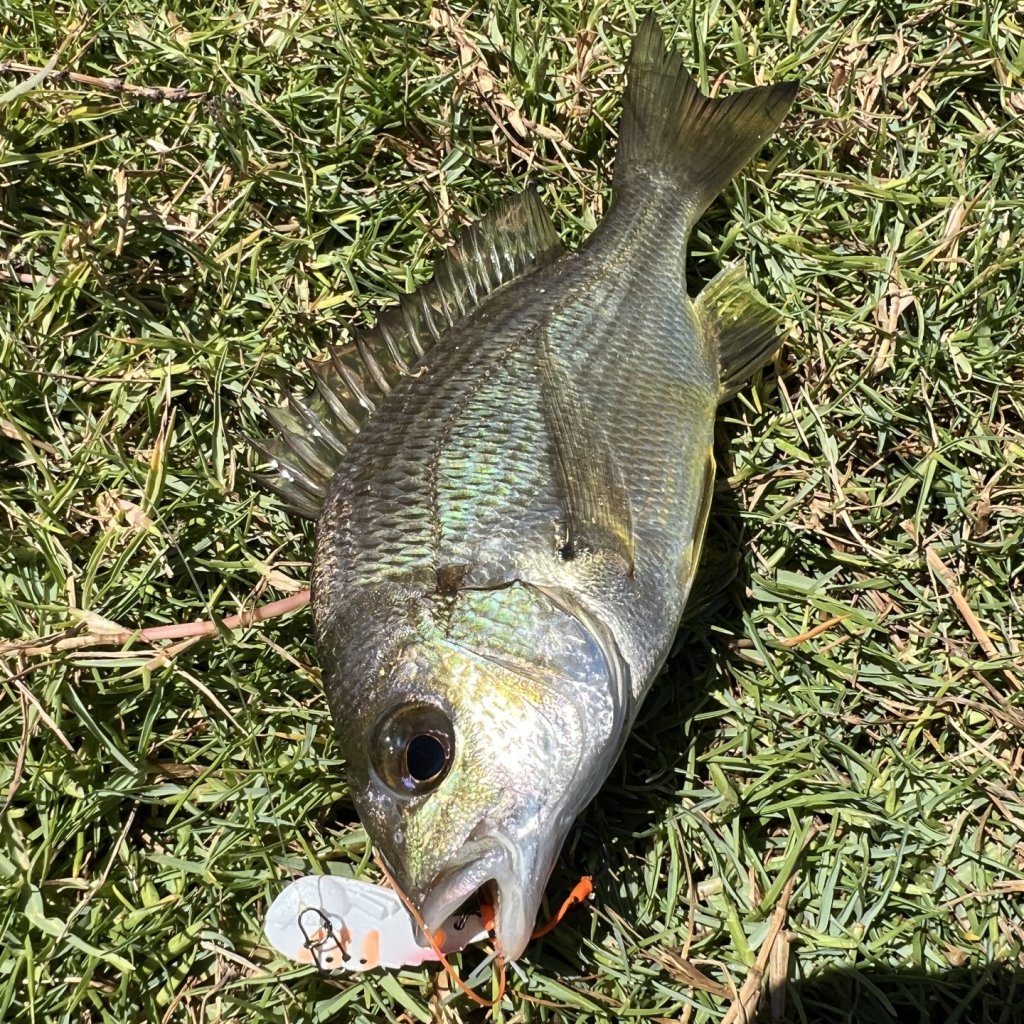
[1,0,1022,1021]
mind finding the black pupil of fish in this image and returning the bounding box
[406,734,446,783]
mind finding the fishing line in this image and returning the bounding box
[375,856,507,1008]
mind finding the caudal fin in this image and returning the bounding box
[614,14,797,218]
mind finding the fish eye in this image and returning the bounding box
[370,702,455,796]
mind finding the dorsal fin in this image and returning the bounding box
[249,189,563,517]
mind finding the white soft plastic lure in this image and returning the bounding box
[264,875,487,972]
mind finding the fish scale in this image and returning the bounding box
[255,14,797,961]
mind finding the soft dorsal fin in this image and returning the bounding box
[250,189,563,517]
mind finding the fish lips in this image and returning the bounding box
[417,831,541,962]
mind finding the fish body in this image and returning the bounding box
[256,16,796,960]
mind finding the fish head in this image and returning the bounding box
[320,580,631,960]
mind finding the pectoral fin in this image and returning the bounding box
[696,264,786,402]
[684,448,716,590]
[536,337,635,574]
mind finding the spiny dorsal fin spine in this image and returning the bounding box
[250,189,563,518]
[260,411,333,485]
[398,297,427,356]
[310,360,361,434]
[286,396,347,458]
[355,335,392,394]
[467,232,484,288]
[462,251,481,305]
[329,348,376,414]
[377,320,411,373]
[443,259,467,318]
[415,291,441,344]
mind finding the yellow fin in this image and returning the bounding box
[696,264,785,401]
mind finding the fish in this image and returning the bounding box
[252,14,797,961]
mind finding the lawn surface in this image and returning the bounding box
[2,1,1023,1022]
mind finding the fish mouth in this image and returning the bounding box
[418,831,535,961]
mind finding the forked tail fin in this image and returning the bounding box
[614,14,797,218]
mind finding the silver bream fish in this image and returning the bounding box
[255,16,796,960]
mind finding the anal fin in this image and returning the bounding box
[696,264,786,402]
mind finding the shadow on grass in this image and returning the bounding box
[760,961,1024,1024]
[557,472,754,908]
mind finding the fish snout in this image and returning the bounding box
[416,828,546,961]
